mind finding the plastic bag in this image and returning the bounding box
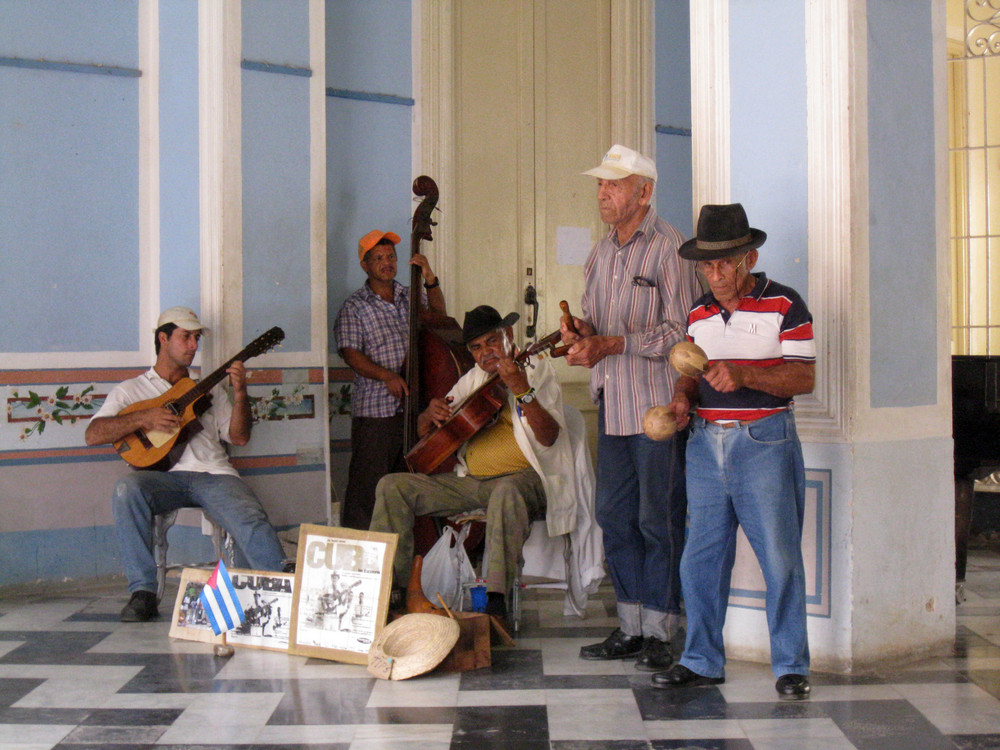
[420,524,476,610]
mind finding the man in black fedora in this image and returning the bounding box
[370,305,576,620]
[653,203,816,700]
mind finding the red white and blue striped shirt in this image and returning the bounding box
[581,208,700,435]
[687,273,815,422]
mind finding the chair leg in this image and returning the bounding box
[205,513,233,567]
[511,574,522,631]
[153,510,179,603]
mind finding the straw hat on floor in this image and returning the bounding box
[367,613,460,680]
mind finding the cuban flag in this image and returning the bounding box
[199,559,245,635]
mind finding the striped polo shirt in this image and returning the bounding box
[687,272,815,422]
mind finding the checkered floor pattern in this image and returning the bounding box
[2,550,1000,749]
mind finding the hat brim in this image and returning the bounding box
[582,165,657,181]
[367,613,460,680]
[462,312,520,345]
[678,228,767,261]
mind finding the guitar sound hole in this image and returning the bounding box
[135,430,153,449]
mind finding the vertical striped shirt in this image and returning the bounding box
[581,208,700,436]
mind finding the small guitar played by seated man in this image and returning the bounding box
[85,306,287,623]
[369,304,578,621]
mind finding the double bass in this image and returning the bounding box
[403,176,474,465]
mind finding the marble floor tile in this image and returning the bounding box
[156,691,286,745]
[545,688,647,741]
[364,672,461,708]
[0,722,75,746]
[893,681,1000,734]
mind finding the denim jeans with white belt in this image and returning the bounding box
[678,409,810,679]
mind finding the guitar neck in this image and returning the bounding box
[173,347,254,411]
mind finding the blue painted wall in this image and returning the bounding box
[729,0,808,299]
[867,1,937,408]
[325,0,412,329]
[243,0,313,350]
[654,0,693,237]
[0,0,140,353]
[159,0,201,314]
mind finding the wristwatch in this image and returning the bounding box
[516,388,536,405]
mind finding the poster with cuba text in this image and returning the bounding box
[288,524,397,664]
[169,567,294,652]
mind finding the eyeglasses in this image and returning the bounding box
[695,253,749,275]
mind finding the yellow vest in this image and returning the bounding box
[463,400,530,477]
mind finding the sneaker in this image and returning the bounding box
[120,590,159,622]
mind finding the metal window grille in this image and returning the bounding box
[950,0,1000,354]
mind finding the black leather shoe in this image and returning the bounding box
[651,663,724,688]
[120,590,159,623]
[775,673,811,701]
[634,636,673,672]
[579,628,644,660]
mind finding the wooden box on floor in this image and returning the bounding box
[437,611,492,672]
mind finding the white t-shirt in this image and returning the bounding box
[92,367,239,476]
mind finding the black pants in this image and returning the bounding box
[341,414,406,530]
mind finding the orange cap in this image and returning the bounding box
[358,230,402,262]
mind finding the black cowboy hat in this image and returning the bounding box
[461,305,520,344]
[678,203,767,261]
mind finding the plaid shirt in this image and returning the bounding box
[334,280,416,418]
[581,208,700,436]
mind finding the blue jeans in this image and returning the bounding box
[595,399,687,638]
[112,471,286,593]
[678,411,810,679]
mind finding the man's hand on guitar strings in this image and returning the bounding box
[426,396,453,427]
[142,406,182,434]
[497,356,530,397]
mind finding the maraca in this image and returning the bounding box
[669,340,708,377]
[643,405,677,441]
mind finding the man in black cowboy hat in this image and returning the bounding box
[371,305,575,620]
[653,203,816,701]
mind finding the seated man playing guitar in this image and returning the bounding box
[370,305,576,620]
[85,307,286,623]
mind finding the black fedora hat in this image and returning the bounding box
[462,305,520,344]
[678,203,767,261]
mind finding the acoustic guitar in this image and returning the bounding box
[113,326,284,470]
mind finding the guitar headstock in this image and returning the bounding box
[244,327,285,359]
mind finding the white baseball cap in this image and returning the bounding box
[583,144,657,181]
[155,306,210,333]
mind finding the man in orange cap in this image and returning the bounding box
[333,230,447,529]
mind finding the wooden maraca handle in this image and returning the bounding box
[559,300,579,335]
[550,300,578,358]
